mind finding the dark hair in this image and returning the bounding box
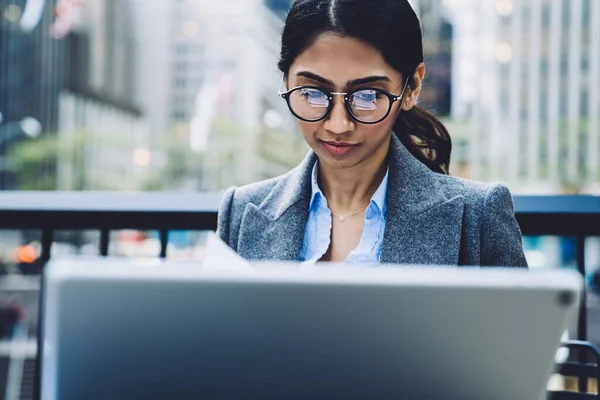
[278,0,451,174]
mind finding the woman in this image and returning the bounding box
[218,0,527,267]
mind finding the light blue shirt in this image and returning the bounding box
[299,161,388,265]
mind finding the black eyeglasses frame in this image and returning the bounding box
[278,79,410,124]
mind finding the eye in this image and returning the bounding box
[299,88,329,107]
[355,89,383,100]
[351,89,383,110]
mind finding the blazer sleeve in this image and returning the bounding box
[217,186,236,249]
[480,184,528,268]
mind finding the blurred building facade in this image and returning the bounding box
[187,0,305,191]
[68,0,305,191]
[417,0,453,117]
[446,0,600,193]
[0,0,152,191]
[59,0,151,190]
[7,0,597,194]
[169,1,205,126]
[60,0,199,190]
[0,0,63,189]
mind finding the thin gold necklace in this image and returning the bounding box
[330,206,369,222]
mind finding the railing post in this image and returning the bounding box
[576,235,588,393]
[159,230,169,259]
[99,229,110,256]
[40,228,53,263]
[576,235,587,342]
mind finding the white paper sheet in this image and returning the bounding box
[202,232,254,272]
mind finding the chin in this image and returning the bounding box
[317,151,364,169]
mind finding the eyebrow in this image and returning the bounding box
[296,71,391,87]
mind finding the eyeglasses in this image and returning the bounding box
[278,79,409,124]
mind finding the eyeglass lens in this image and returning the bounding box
[287,88,392,123]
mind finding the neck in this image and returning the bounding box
[318,139,390,214]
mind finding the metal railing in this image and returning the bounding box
[0,192,599,338]
[0,192,220,260]
[513,195,600,343]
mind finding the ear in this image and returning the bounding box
[401,63,426,111]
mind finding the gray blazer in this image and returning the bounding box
[218,135,528,267]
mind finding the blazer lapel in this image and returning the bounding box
[237,152,317,261]
[380,136,465,265]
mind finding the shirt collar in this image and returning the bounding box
[371,168,388,215]
[309,161,324,209]
[309,160,389,213]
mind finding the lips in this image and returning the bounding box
[321,140,358,157]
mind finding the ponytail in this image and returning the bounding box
[393,105,452,175]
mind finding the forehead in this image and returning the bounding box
[288,33,403,85]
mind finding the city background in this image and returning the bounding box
[0,0,599,270]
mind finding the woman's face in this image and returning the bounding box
[286,33,406,171]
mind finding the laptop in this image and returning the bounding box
[39,258,581,400]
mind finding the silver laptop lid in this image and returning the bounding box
[41,259,581,400]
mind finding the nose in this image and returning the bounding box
[323,95,355,135]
